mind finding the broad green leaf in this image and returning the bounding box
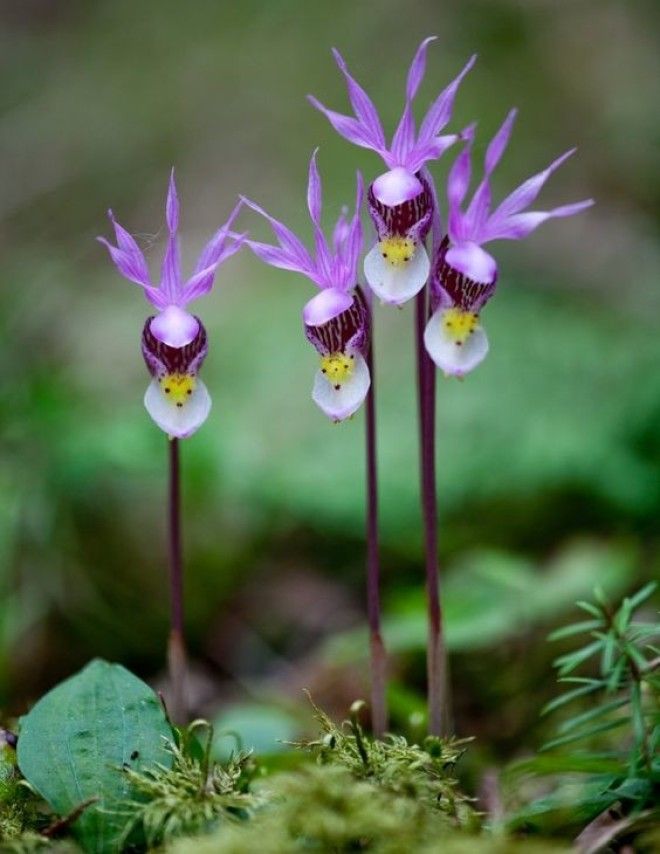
[17,659,173,853]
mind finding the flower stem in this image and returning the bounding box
[365,336,388,737]
[415,288,451,737]
[167,436,187,724]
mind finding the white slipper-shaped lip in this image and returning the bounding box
[363,242,430,306]
[144,377,212,438]
[423,309,489,376]
[311,352,370,422]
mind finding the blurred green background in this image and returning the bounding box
[1,0,659,774]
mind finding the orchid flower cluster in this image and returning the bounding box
[101,38,592,432]
[99,37,594,737]
[308,38,593,380]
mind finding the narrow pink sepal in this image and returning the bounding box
[406,36,437,101]
[484,109,517,175]
[307,148,323,225]
[166,169,179,233]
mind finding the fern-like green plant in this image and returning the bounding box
[508,582,659,844]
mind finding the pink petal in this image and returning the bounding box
[193,198,243,275]
[490,148,577,223]
[181,263,218,303]
[332,207,350,253]
[160,232,181,303]
[447,141,472,211]
[307,96,382,152]
[307,149,322,225]
[417,54,477,146]
[166,169,179,234]
[390,103,416,165]
[406,134,459,174]
[241,196,315,274]
[484,109,517,175]
[483,199,594,241]
[331,48,386,150]
[97,238,167,309]
[245,240,319,281]
[406,36,437,101]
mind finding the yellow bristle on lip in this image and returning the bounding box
[320,353,355,387]
[442,308,479,345]
[159,373,197,406]
[378,236,415,267]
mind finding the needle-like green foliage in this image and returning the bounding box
[508,583,660,843]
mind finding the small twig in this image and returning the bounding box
[575,803,639,854]
[42,797,100,838]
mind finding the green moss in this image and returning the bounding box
[169,764,568,853]
[297,698,476,824]
[117,734,261,849]
[0,743,44,847]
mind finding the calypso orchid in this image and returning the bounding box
[309,37,475,306]
[243,151,369,422]
[99,171,244,438]
[424,111,595,377]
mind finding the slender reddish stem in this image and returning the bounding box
[167,437,187,723]
[415,289,451,736]
[365,335,388,736]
